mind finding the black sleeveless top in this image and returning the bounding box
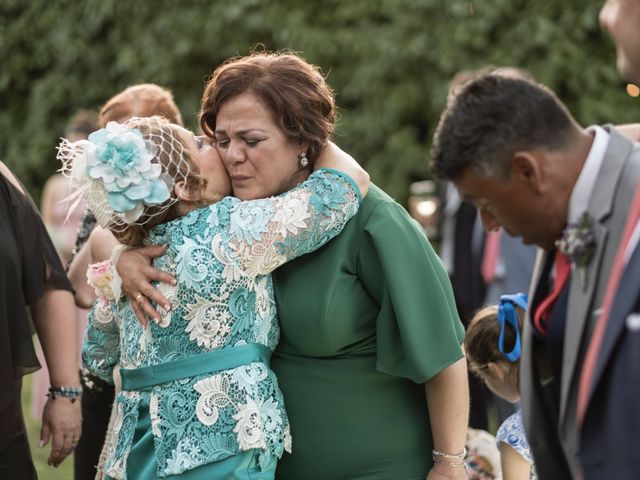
[0,171,72,402]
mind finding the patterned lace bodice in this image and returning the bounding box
[82,169,361,478]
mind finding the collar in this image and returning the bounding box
[567,126,610,224]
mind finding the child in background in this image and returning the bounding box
[465,294,537,480]
[58,115,368,479]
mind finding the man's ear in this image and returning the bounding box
[174,180,198,202]
[510,150,544,194]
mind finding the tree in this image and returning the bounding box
[1,0,633,205]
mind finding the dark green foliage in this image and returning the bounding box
[1,0,635,205]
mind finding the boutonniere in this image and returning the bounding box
[555,212,596,289]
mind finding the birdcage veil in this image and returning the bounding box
[58,116,193,233]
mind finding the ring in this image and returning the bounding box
[135,293,144,304]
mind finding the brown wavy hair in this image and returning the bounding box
[199,51,336,170]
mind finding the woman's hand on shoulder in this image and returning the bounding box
[117,245,176,326]
[315,142,370,198]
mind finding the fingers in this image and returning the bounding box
[48,431,73,467]
[136,293,162,324]
[142,264,177,288]
[138,243,169,259]
[127,281,167,325]
[39,422,51,449]
[130,300,149,328]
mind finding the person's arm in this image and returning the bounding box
[315,142,369,197]
[425,355,469,480]
[216,167,362,279]
[40,175,61,226]
[88,226,174,325]
[31,288,82,468]
[67,243,95,308]
[499,442,532,480]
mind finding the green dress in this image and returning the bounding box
[272,185,465,480]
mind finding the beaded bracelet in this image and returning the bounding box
[47,386,82,403]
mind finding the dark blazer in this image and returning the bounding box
[579,239,640,479]
[520,128,640,478]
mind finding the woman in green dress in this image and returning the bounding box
[115,51,469,480]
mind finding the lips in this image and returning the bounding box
[231,174,250,181]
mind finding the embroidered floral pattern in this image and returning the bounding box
[81,169,360,478]
[233,397,267,450]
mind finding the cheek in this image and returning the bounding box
[216,149,232,169]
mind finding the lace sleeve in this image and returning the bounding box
[81,302,120,384]
[214,168,360,277]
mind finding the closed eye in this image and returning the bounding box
[244,138,263,147]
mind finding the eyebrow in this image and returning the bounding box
[214,128,266,136]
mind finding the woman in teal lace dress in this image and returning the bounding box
[58,116,368,479]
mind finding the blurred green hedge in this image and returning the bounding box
[1,0,636,205]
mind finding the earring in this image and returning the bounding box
[298,151,309,168]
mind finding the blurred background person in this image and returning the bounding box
[40,110,99,265]
[437,66,539,432]
[30,110,98,423]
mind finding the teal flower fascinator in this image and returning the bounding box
[57,117,190,232]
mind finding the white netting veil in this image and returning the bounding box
[58,116,194,233]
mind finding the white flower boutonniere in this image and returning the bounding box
[555,212,596,289]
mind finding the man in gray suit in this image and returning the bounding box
[430,73,640,478]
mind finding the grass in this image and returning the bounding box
[21,373,75,479]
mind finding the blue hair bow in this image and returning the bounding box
[497,293,528,362]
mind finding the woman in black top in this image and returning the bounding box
[0,161,81,477]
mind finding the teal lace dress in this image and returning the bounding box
[82,169,360,479]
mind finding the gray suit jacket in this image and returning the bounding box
[520,128,640,479]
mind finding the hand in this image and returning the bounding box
[40,397,82,467]
[426,462,469,480]
[117,244,176,327]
